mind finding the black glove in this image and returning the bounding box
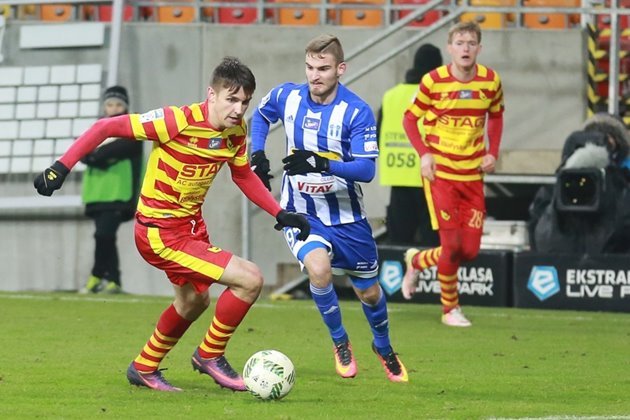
[250,150,274,191]
[33,161,70,197]
[274,210,310,241]
[282,150,330,176]
[80,152,110,170]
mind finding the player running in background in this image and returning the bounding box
[401,21,504,327]
[249,34,408,382]
[34,57,309,392]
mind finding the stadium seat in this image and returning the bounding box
[156,0,196,23]
[215,0,258,24]
[458,0,515,29]
[96,5,135,22]
[595,0,630,30]
[330,0,384,27]
[522,0,580,29]
[392,0,445,27]
[40,4,73,21]
[275,0,321,25]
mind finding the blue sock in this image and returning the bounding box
[310,283,347,344]
[361,288,392,356]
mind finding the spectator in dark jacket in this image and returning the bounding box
[80,86,143,293]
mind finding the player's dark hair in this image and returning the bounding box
[210,56,256,96]
[305,34,345,65]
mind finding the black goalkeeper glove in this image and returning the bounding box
[274,210,310,241]
[250,150,274,191]
[33,161,70,197]
[282,150,330,176]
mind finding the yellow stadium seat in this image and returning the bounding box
[275,0,321,26]
[523,0,580,29]
[41,4,73,21]
[157,0,196,23]
[330,0,384,27]
[459,0,515,29]
[1,5,10,18]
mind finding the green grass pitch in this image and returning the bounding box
[1,291,629,419]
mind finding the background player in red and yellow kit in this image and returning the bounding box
[34,57,309,391]
[401,22,504,327]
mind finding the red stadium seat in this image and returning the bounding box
[392,0,445,27]
[216,0,258,24]
[596,0,630,30]
[96,5,135,21]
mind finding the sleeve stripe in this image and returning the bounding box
[129,114,148,140]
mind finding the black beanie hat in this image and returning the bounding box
[103,85,129,107]
[405,44,443,84]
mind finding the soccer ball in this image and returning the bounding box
[242,350,295,401]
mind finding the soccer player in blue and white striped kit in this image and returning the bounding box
[250,34,408,382]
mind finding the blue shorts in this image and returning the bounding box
[282,216,379,286]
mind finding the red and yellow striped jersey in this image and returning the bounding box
[406,63,504,182]
[128,101,248,226]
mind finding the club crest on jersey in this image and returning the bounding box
[208,138,222,149]
[303,116,320,131]
[459,90,473,99]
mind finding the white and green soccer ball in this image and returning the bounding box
[242,350,295,401]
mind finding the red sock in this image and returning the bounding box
[133,304,192,372]
[197,289,252,359]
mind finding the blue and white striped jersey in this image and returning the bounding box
[255,82,378,226]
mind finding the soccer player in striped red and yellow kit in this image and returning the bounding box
[34,57,309,391]
[401,22,504,327]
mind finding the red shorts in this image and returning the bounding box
[424,177,485,231]
[134,217,233,293]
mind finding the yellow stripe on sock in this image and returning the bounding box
[134,355,160,369]
[211,317,236,332]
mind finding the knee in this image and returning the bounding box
[355,283,381,304]
[176,292,210,320]
[306,264,332,288]
[240,260,264,298]
[442,247,463,265]
[460,244,480,262]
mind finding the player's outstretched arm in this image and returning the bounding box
[230,163,310,240]
[33,116,135,197]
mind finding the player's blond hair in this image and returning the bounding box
[448,21,482,44]
[305,34,345,65]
